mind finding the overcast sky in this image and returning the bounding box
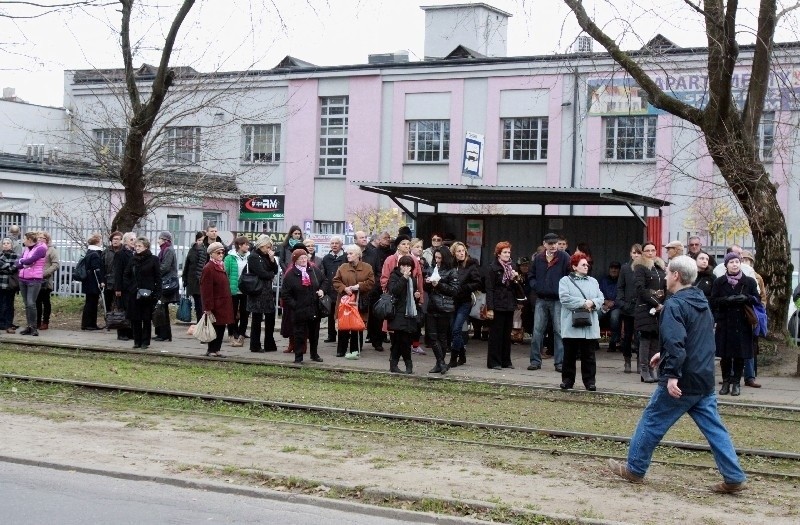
[0,0,795,107]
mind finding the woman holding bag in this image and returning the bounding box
[281,249,328,364]
[332,244,375,358]
[558,253,604,391]
[200,242,234,357]
[154,231,178,342]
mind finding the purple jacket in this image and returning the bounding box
[17,242,47,282]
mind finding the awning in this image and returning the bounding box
[353,182,670,222]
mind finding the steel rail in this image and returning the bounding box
[4,373,800,463]
[6,342,800,416]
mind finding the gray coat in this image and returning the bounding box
[159,246,179,303]
[558,274,604,340]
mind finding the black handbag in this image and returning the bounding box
[318,295,333,316]
[152,302,169,327]
[238,264,263,296]
[372,293,396,321]
[162,276,179,291]
[105,298,130,330]
[567,276,594,328]
[137,288,153,300]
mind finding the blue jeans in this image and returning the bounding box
[530,299,563,368]
[627,386,746,484]
[744,358,756,381]
[450,301,471,351]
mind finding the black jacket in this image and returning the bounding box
[182,243,205,296]
[453,259,482,304]
[322,251,347,297]
[423,266,459,315]
[280,265,327,323]
[528,250,571,300]
[693,268,714,299]
[710,274,759,360]
[246,250,278,314]
[485,259,518,312]
[81,249,106,294]
[616,261,637,316]
[387,268,420,333]
[121,251,161,321]
[633,257,667,334]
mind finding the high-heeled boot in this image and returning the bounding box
[639,351,654,383]
[390,358,402,374]
[404,358,413,375]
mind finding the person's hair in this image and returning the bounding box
[329,235,343,244]
[24,231,38,242]
[449,241,471,266]
[122,232,137,243]
[642,242,657,252]
[410,237,423,249]
[135,236,151,249]
[668,255,697,285]
[344,244,362,257]
[284,225,302,246]
[576,242,592,256]
[87,233,102,246]
[688,235,701,243]
[195,231,205,241]
[630,243,643,253]
[397,255,414,268]
[398,226,412,236]
[557,235,567,242]
[234,235,249,248]
[108,231,123,241]
[430,232,443,240]
[494,241,511,256]
[433,246,453,269]
[570,252,588,268]
[609,261,621,269]
[303,238,315,248]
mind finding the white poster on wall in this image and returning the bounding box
[462,131,484,178]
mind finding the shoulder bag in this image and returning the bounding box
[238,263,264,296]
[310,268,332,315]
[176,294,193,323]
[372,292,396,321]
[568,276,593,328]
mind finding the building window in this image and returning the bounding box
[319,97,348,176]
[94,128,126,159]
[167,215,184,235]
[314,221,344,234]
[501,117,548,161]
[755,112,774,161]
[407,120,450,162]
[166,126,201,164]
[242,124,281,163]
[604,116,657,161]
[202,212,222,230]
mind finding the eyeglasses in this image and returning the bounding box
[431,237,442,242]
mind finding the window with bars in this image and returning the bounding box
[94,128,127,160]
[165,126,201,165]
[318,97,348,176]
[314,221,345,234]
[407,120,450,162]
[242,124,281,163]
[604,116,657,161]
[755,112,775,161]
[202,212,222,230]
[501,117,548,161]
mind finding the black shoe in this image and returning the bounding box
[117,336,130,341]
[730,383,741,396]
[503,364,514,369]
[527,364,541,371]
[336,352,346,357]
[250,348,265,353]
[323,337,336,343]
[310,356,323,362]
[133,344,141,349]
[31,330,39,336]
[293,359,303,364]
[20,327,32,335]
[560,382,573,390]
[82,326,101,331]
[490,365,502,370]
[555,366,563,373]
[141,345,149,350]
[373,346,385,352]
[586,384,597,391]
[153,336,171,342]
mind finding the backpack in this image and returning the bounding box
[74,255,88,281]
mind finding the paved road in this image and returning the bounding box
[0,461,424,525]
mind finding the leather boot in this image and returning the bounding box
[390,359,403,374]
[448,350,459,368]
[404,359,413,375]
[639,348,654,382]
[719,380,731,395]
[623,357,632,374]
[458,348,466,366]
[730,381,741,396]
[429,344,446,373]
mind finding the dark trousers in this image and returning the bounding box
[103,289,116,321]
[390,330,413,364]
[487,310,513,368]
[81,293,101,329]
[131,318,152,347]
[0,289,15,329]
[227,294,249,337]
[327,308,337,340]
[367,299,385,348]
[154,302,172,340]
[207,324,226,353]
[620,314,636,358]
[293,318,320,361]
[192,294,203,322]
[426,312,452,362]
[720,357,745,383]
[562,337,598,388]
[250,312,277,351]
[36,287,52,326]
[337,330,363,355]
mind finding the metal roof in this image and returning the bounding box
[353,182,671,211]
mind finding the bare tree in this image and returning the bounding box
[564,0,794,334]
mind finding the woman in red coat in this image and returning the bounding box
[200,242,234,357]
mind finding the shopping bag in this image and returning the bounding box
[470,292,487,319]
[338,295,366,332]
[512,308,523,329]
[193,312,217,343]
[176,295,193,323]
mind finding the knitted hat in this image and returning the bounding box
[723,252,740,266]
[207,241,225,255]
[291,247,309,263]
[254,234,271,249]
[158,231,173,242]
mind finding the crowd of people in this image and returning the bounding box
[0,225,771,394]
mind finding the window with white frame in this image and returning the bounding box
[94,128,127,159]
[165,126,201,164]
[407,120,450,162]
[604,116,657,161]
[755,112,775,160]
[242,124,281,163]
[202,212,222,230]
[318,97,348,176]
[314,221,344,234]
[501,117,548,161]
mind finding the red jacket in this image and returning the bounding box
[200,261,234,325]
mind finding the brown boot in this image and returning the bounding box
[607,459,643,484]
[39,322,49,330]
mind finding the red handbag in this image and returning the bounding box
[338,294,366,332]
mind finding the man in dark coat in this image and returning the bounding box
[616,244,641,373]
[112,232,136,341]
[362,231,392,351]
[527,232,571,372]
[321,235,346,342]
[608,255,747,494]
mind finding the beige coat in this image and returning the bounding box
[332,261,375,323]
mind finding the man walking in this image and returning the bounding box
[527,232,570,372]
[608,255,747,494]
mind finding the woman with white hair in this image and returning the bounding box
[332,244,375,358]
[246,235,279,353]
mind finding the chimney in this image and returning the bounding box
[421,3,511,59]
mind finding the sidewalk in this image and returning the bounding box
[4,324,799,406]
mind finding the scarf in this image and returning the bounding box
[158,240,172,261]
[211,257,224,270]
[405,273,418,318]
[296,263,310,286]
[499,257,515,284]
[726,270,743,287]
[288,238,302,250]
